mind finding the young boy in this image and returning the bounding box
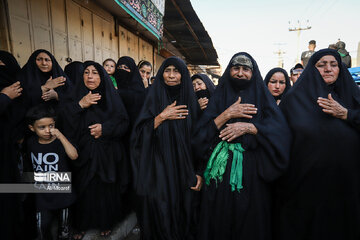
[103,58,117,89]
[26,104,78,240]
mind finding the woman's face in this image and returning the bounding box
[267,72,286,97]
[192,78,207,92]
[315,55,340,85]
[103,60,115,75]
[139,65,152,80]
[83,65,101,90]
[36,52,52,73]
[163,65,181,86]
[117,64,131,72]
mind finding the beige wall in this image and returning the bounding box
[2,0,159,70]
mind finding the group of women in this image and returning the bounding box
[0,47,359,240]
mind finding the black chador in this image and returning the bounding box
[274,49,360,240]
[0,50,22,240]
[131,57,201,239]
[194,52,291,240]
[62,61,129,231]
[263,67,291,102]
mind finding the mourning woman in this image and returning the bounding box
[194,52,291,240]
[19,49,71,107]
[192,73,216,110]
[138,60,152,88]
[264,68,291,105]
[64,61,84,85]
[0,51,23,240]
[114,56,146,210]
[131,56,202,239]
[62,61,129,239]
[275,49,360,240]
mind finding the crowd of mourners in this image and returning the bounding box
[0,40,359,240]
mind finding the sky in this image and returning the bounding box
[191,0,360,76]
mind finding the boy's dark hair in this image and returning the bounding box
[102,58,116,66]
[26,104,57,126]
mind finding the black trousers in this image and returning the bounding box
[36,208,70,240]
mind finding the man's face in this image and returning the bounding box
[290,68,303,84]
[229,65,252,80]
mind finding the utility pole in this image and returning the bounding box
[274,43,286,68]
[289,20,312,63]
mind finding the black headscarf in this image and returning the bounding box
[264,67,291,101]
[114,56,145,93]
[0,51,22,239]
[62,61,129,192]
[131,56,201,195]
[191,73,216,99]
[194,52,291,181]
[0,50,20,90]
[276,49,360,239]
[64,61,84,85]
[18,49,72,107]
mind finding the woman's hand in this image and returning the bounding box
[214,97,257,130]
[1,81,22,99]
[41,89,58,101]
[198,97,209,110]
[160,101,189,120]
[142,78,149,88]
[219,122,258,142]
[79,91,101,108]
[89,124,102,139]
[317,93,348,120]
[154,101,188,129]
[43,76,66,90]
[225,97,257,119]
[190,175,203,191]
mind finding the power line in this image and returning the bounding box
[288,20,312,62]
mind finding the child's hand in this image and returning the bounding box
[50,128,62,139]
[89,124,102,139]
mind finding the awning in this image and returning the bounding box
[163,0,219,65]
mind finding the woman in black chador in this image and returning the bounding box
[264,67,291,105]
[114,56,146,124]
[13,49,72,139]
[131,56,202,239]
[0,51,23,240]
[18,49,71,107]
[191,73,216,110]
[64,61,84,85]
[62,61,129,238]
[194,52,291,240]
[274,49,360,240]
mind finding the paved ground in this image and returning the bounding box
[123,226,140,240]
[81,212,138,240]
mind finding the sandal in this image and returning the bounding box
[100,229,112,237]
[73,231,85,240]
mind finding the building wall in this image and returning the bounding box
[2,0,159,71]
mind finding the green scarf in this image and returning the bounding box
[204,141,245,192]
[110,75,118,88]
